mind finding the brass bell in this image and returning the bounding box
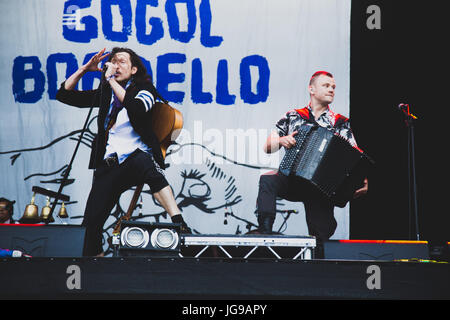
[40,197,54,223]
[19,192,41,223]
[58,202,69,219]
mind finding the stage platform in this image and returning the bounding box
[1,224,449,300]
[180,234,316,260]
[1,256,449,300]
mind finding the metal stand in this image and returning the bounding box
[401,105,420,240]
[47,80,105,222]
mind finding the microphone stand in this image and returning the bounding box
[401,105,420,240]
[47,76,104,222]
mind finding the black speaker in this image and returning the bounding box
[324,240,430,260]
[0,224,85,257]
[118,221,181,257]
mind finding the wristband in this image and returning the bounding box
[106,74,115,82]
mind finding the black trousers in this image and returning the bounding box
[82,149,169,256]
[256,171,337,242]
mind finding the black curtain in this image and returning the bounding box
[350,1,449,241]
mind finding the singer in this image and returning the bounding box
[256,71,368,257]
[56,48,191,257]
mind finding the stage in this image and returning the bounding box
[1,225,449,300]
[1,256,449,300]
[1,0,450,305]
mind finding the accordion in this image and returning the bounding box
[279,125,373,207]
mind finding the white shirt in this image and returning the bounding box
[104,88,155,164]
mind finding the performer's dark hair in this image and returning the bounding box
[108,47,152,85]
[309,71,333,85]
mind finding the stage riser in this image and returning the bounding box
[0,225,85,257]
[2,225,446,262]
[324,241,430,261]
[0,258,449,299]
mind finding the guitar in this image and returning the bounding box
[150,102,184,159]
[112,102,183,235]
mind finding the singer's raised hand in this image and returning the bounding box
[63,48,110,90]
[82,48,110,72]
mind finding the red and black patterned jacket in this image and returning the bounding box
[275,104,359,149]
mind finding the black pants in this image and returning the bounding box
[256,171,337,242]
[82,149,169,256]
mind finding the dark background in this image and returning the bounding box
[349,1,449,242]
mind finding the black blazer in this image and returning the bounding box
[56,80,165,170]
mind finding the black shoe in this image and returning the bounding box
[257,214,275,234]
[180,223,192,234]
[171,214,192,234]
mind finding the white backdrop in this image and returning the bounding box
[0,0,351,249]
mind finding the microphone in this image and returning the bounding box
[101,62,113,83]
[100,63,108,83]
[102,62,109,73]
[223,209,230,225]
[397,103,418,120]
[101,63,109,80]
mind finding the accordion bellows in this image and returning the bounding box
[279,125,373,207]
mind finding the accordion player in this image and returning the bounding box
[279,124,374,208]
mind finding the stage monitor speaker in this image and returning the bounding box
[118,221,181,257]
[324,240,430,261]
[0,224,85,257]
